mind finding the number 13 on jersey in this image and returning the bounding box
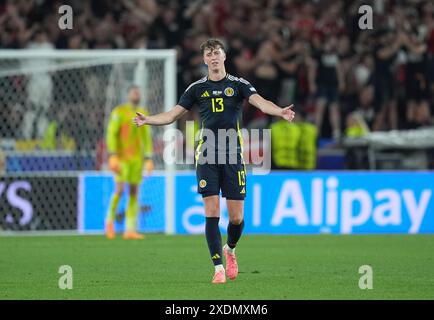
[211,98,224,112]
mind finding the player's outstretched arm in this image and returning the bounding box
[133,105,188,126]
[248,93,295,122]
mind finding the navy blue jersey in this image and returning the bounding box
[178,74,257,154]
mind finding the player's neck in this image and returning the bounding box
[208,68,226,82]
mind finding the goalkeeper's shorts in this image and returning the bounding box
[115,160,143,185]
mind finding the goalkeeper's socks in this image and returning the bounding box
[106,193,121,223]
[227,220,244,249]
[205,217,222,266]
[126,194,139,231]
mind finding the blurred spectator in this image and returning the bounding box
[345,85,375,137]
[312,35,345,140]
[403,29,431,128]
[0,0,434,149]
[22,29,54,139]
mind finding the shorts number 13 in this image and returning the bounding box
[237,170,246,186]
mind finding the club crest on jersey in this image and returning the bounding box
[224,87,234,97]
[199,179,207,188]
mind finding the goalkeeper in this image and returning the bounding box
[105,85,154,240]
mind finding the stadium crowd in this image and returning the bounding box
[0,0,434,170]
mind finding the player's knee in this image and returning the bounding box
[115,182,124,197]
[205,207,220,217]
[129,185,138,196]
[230,216,243,225]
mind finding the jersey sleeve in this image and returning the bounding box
[106,108,121,154]
[238,78,257,99]
[177,85,196,110]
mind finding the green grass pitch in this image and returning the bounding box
[1,234,434,299]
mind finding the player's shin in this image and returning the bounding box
[106,193,121,223]
[125,194,139,231]
[205,217,223,269]
[227,220,244,251]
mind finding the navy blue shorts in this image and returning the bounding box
[196,153,246,200]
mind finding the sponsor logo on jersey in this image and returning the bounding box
[212,90,222,96]
[201,91,210,97]
[224,87,234,97]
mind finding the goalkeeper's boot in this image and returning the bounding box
[105,221,115,240]
[223,244,238,280]
[211,269,226,284]
[123,231,145,240]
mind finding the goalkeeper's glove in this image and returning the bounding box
[108,154,121,174]
[145,158,154,176]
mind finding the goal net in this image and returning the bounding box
[0,49,176,234]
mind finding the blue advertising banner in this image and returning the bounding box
[7,154,94,172]
[175,172,434,235]
[79,173,165,233]
[78,171,434,234]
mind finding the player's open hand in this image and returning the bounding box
[282,105,295,122]
[145,159,154,176]
[133,112,148,127]
[108,155,121,174]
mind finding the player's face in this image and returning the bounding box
[203,47,226,71]
[128,88,141,105]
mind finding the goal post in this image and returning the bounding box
[0,49,176,234]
